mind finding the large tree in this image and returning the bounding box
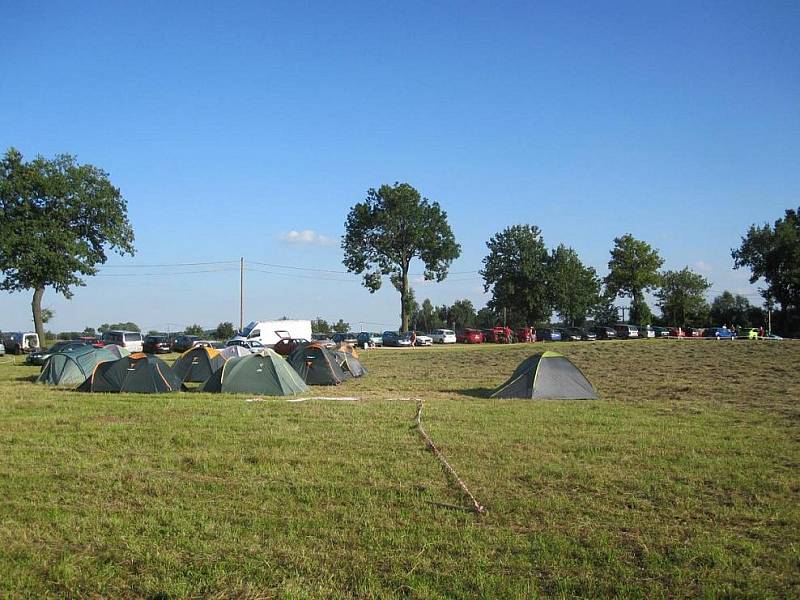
[214,321,235,340]
[448,299,477,330]
[605,234,664,324]
[481,225,551,325]
[655,267,711,326]
[548,244,601,326]
[732,207,800,313]
[709,291,764,328]
[342,183,460,332]
[0,148,135,344]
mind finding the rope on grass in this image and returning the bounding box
[414,399,486,515]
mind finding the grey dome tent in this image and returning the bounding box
[102,344,131,359]
[200,349,308,395]
[173,346,226,383]
[37,345,118,386]
[78,353,182,393]
[334,350,367,378]
[490,351,598,400]
[220,345,251,360]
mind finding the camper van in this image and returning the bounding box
[2,332,40,354]
[231,320,312,349]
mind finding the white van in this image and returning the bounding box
[231,320,312,348]
[102,330,144,352]
[431,329,457,344]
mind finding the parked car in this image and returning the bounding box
[537,328,562,342]
[614,324,640,339]
[355,332,383,348]
[684,327,704,338]
[225,339,265,353]
[704,327,735,340]
[102,330,144,352]
[143,335,172,354]
[332,332,358,345]
[430,329,457,344]
[382,331,412,347]
[457,329,484,344]
[78,336,105,347]
[0,340,4,356]
[515,327,535,342]
[193,340,225,349]
[652,326,671,338]
[171,335,199,353]
[273,337,309,356]
[668,326,685,337]
[26,340,87,366]
[592,326,617,340]
[410,332,433,346]
[2,332,40,354]
[638,325,656,339]
[482,327,513,343]
[565,327,596,341]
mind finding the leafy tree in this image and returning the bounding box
[592,290,619,324]
[476,307,498,329]
[215,321,235,340]
[548,244,601,326]
[655,268,711,326]
[605,234,664,324]
[332,319,350,333]
[448,299,477,330]
[709,291,763,328]
[481,225,551,325]
[146,330,160,336]
[343,183,460,331]
[185,324,205,337]
[99,322,140,333]
[82,327,96,336]
[0,148,135,346]
[403,286,419,330]
[311,317,331,334]
[41,308,54,324]
[412,298,445,332]
[732,207,800,313]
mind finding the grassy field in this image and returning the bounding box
[0,340,798,598]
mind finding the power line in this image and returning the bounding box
[99,260,239,268]
[244,267,359,283]
[94,268,239,277]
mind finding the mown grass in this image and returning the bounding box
[0,340,798,598]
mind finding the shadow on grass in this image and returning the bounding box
[459,387,494,399]
[15,374,38,383]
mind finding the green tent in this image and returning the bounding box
[490,351,598,400]
[200,349,308,395]
[173,346,226,383]
[37,345,118,386]
[78,353,182,393]
[288,343,352,385]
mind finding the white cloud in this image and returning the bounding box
[695,260,712,273]
[279,229,336,246]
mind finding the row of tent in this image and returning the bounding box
[37,342,368,395]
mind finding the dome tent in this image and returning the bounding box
[173,346,226,384]
[490,352,598,400]
[78,353,182,393]
[37,345,118,386]
[102,344,131,359]
[200,349,308,395]
[288,343,352,385]
[333,350,367,378]
[219,345,251,360]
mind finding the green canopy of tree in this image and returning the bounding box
[332,319,350,333]
[592,289,620,324]
[448,299,477,330]
[184,324,205,337]
[215,322,235,340]
[481,225,551,325]
[605,234,664,324]
[99,322,140,333]
[548,244,602,327]
[655,268,711,326]
[732,207,800,313]
[342,183,460,332]
[82,327,96,336]
[412,299,443,332]
[0,148,135,345]
[709,291,764,328]
[311,317,331,335]
[476,307,499,329]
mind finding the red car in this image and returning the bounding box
[668,327,685,337]
[684,327,704,338]
[273,337,309,356]
[482,327,513,343]
[457,329,484,344]
[515,327,535,342]
[78,336,105,348]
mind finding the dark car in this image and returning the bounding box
[26,340,87,366]
[382,331,412,347]
[143,335,171,354]
[537,328,562,342]
[171,335,199,353]
[356,332,383,348]
[652,326,671,338]
[559,328,582,342]
[566,327,596,341]
[457,329,484,344]
[273,337,309,356]
[332,332,358,344]
[592,326,617,340]
[684,327,704,338]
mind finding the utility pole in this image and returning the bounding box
[768,308,772,335]
[618,306,627,323]
[239,257,244,332]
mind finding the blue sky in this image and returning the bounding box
[2,1,798,332]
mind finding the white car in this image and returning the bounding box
[430,329,456,344]
[413,333,433,346]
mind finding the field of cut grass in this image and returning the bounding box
[1,339,798,598]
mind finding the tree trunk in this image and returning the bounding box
[400,269,409,333]
[31,287,45,348]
